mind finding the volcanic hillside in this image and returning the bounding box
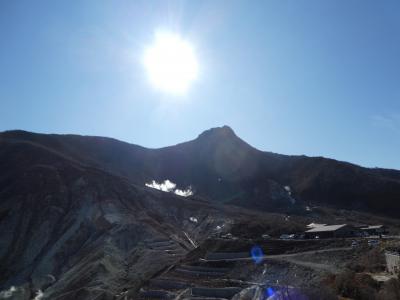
[2,126,400,217]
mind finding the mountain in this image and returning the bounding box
[2,126,400,217]
[1,126,400,299]
[1,133,285,299]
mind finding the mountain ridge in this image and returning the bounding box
[3,126,398,171]
[1,126,400,217]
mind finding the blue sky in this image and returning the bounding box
[1,0,400,169]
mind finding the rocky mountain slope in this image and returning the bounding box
[1,126,400,299]
[1,133,302,299]
[2,126,400,217]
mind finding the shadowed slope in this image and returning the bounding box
[1,126,400,217]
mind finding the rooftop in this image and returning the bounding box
[305,224,347,233]
[306,223,327,229]
[361,225,384,230]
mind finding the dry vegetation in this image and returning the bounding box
[330,247,400,300]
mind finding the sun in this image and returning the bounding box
[143,31,199,95]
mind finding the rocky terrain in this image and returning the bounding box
[1,126,400,299]
[2,126,400,217]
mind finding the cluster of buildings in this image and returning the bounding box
[304,223,400,276]
[304,223,387,239]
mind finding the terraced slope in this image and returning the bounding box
[134,238,337,300]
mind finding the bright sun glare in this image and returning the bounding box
[143,31,199,95]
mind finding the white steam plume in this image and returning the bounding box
[145,180,193,197]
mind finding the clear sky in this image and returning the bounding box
[1,1,399,169]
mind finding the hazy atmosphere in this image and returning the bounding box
[1,0,400,169]
[2,2,400,300]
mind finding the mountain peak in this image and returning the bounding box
[197,125,237,140]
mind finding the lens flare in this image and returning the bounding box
[250,245,264,264]
[265,287,275,298]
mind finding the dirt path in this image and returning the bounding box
[203,247,352,274]
[264,247,352,259]
[203,247,352,262]
[277,257,339,273]
[265,247,351,273]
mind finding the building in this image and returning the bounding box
[361,225,387,236]
[385,249,400,275]
[304,224,356,239]
[306,223,327,229]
